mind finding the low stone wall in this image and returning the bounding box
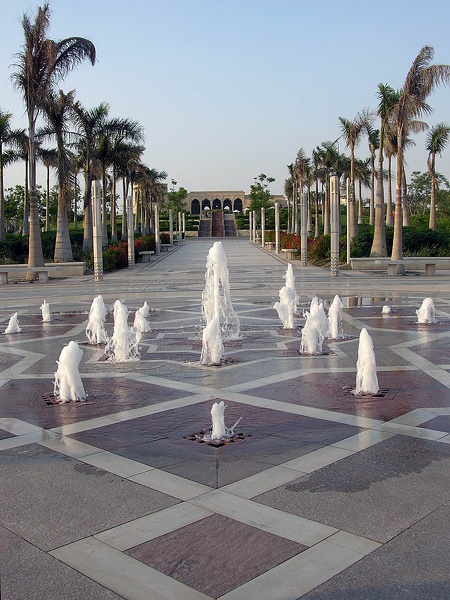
[350,257,450,271]
[5,262,86,278]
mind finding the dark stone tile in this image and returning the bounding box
[126,514,306,598]
[301,502,450,600]
[0,525,122,600]
[0,378,186,430]
[72,400,360,487]
[0,427,14,439]
[419,415,450,433]
[255,436,450,543]
[0,444,179,551]
[247,370,450,421]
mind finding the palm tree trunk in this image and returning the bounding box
[386,156,393,226]
[370,147,387,256]
[402,169,410,226]
[348,148,358,240]
[23,159,30,236]
[27,115,45,272]
[369,156,375,225]
[0,144,5,240]
[391,132,404,272]
[102,166,108,245]
[429,155,437,230]
[314,180,319,238]
[54,185,73,261]
[323,178,330,235]
[122,178,127,238]
[111,167,117,242]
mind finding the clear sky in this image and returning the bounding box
[2,0,450,197]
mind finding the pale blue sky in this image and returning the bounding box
[2,0,450,196]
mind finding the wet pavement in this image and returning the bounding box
[0,237,449,599]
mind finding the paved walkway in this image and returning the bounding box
[1,237,449,599]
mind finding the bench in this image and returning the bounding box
[282,248,298,261]
[138,251,155,263]
[160,244,172,252]
[425,263,436,276]
[0,266,58,284]
[387,262,398,276]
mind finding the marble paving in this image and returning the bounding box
[0,238,449,599]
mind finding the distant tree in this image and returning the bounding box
[249,173,275,222]
[426,122,450,230]
[408,170,450,217]
[166,179,188,214]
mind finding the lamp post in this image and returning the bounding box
[300,191,308,267]
[127,195,134,269]
[92,180,103,281]
[275,202,280,253]
[154,204,160,255]
[261,207,265,247]
[169,208,174,247]
[330,175,340,276]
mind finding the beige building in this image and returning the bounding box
[186,191,286,214]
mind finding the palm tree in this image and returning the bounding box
[0,110,25,240]
[94,116,144,244]
[11,3,95,273]
[391,46,450,270]
[354,158,371,222]
[41,89,76,261]
[370,84,400,256]
[426,122,450,230]
[318,141,340,235]
[339,109,373,241]
[71,101,108,250]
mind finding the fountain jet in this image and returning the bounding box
[86,295,109,344]
[53,341,86,402]
[416,298,437,324]
[353,328,379,395]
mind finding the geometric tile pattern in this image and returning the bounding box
[1,239,450,598]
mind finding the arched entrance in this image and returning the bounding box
[223,198,232,211]
[233,198,243,212]
[202,199,211,211]
[212,198,221,210]
[191,199,200,214]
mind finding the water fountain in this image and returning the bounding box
[40,300,51,322]
[4,313,21,334]
[105,300,141,362]
[327,295,344,339]
[134,308,151,333]
[53,341,86,403]
[86,295,109,344]
[416,297,437,324]
[200,317,224,365]
[382,305,391,314]
[352,328,379,395]
[202,241,240,340]
[139,301,151,318]
[274,285,296,329]
[284,263,299,307]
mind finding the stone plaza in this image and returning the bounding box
[0,237,449,599]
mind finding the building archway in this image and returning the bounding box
[191,198,200,214]
[212,198,221,210]
[233,198,243,212]
[202,199,211,211]
[223,198,232,211]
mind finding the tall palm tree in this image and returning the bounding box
[71,101,108,250]
[426,122,450,230]
[370,84,400,255]
[0,110,24,240]
[318,141,340,235]
[293,149,310,235]
[354,158,371,222]
[94,116,144,244]
[339,109,373,241]
[391,46,450,270]
[11,3,95,272]
[41,89,76,261]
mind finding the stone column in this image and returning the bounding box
[330,175,340,277]
[178,212,182,242]
[252,210,257,243]
[261,207,265,247]
[300,191,308,267]
[169,209,174,247]
[154,204,160,255]
[92,180,103,281]
[249,210,253,241]
[127,195,134,269]
[275,202,280,254]
[182,212,186,240]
